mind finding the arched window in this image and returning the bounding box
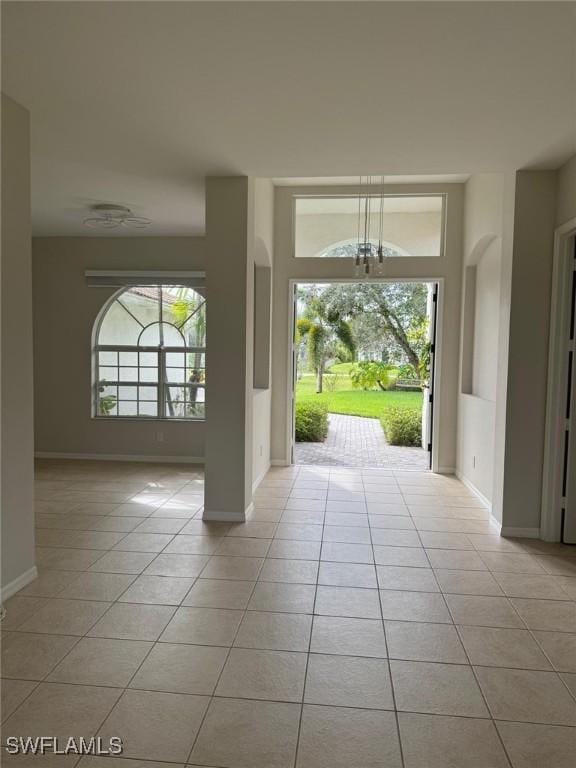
[312,239,409,259]
[93,285,206,419]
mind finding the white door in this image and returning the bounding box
[290,283,299,464]
[426,283,439,471]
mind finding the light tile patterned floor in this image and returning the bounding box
[2,460,576,767]
[295,413,428,470]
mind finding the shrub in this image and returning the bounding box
[350,361,398,391]
[295,402,329,442]
[381,407,421,446]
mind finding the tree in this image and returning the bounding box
[321,282,428,373]
[170,288,206,415]
[297,287,355,393]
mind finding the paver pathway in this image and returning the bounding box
[295,412,428,469]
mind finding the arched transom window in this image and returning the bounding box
[313,239,409,259]
[94,285,206,419]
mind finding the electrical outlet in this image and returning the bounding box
[157,431,164,443]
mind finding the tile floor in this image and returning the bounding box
[1,459,576,767]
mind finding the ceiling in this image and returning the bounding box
[2,1,575,236]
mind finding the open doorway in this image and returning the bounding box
[291,280,439,470]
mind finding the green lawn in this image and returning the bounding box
[296,374,422,419]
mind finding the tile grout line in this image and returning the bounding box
[4,462,576,765]
[290,464,318,768]
[370,472,407,768]
[185,467,299,766]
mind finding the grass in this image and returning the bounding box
[296,373,422,419]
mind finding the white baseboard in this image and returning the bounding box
[35,452,204,465]
[271,459,290,467]
[500,526,540,539]
[1,566,38,601]
[252,462,271,494]
[437,466,457,475]
[456,471,493,513]
[202,502,252,523]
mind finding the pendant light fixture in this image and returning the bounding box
[83,204,151,230]
[354,175,386,277]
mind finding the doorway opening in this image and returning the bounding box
[290,280,439,471]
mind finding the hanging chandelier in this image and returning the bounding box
[83,204,151,230]
[354,175,386,277]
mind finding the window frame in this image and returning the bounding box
[92,285,206,422]
[291,192,447,260]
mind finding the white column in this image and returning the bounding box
[1,94,36,597]
[203,177,254,521]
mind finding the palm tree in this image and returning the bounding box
[297,293,355,393]
[170,287,206,415]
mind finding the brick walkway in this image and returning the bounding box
[295,413,428,470]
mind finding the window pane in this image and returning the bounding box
[139,386,158,401]
[139,322,184,347]
[139,367,158,383]
[164,384,205,419]
[187,354,206,384]
[119,367,138,382]
[99,350,117,366]
[118,401,138,416]
[119,351,138,366]
[164,386,186,417]
[167,368,186,384]
[166,352,185,367]
[98,301,141,345]
[179,302,206,347]
[162,324,185,346]
[117,286,160,327]
[139,352,157,366]
[119,385,137,400]
[163,285,205,331]
[97,385,117,416]
[188,399,205,419]
[98,366,117,381]
[138,402,158,417]
[294,195,443,258]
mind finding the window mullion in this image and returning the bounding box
[159,349,165,418]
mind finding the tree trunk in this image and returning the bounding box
[379,305,421,372]
[316,361,324,393]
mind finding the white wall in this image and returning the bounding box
[252,179,274,489]
[472,242,500,401]
[1,94,36,597]
[271,183,464,472]
[556,155,576,226]
[457,174,507,506]
[502,171,557,532]
[32,237,207,460]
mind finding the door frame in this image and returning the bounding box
[286,277,445,473]
[541,217,576,541]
